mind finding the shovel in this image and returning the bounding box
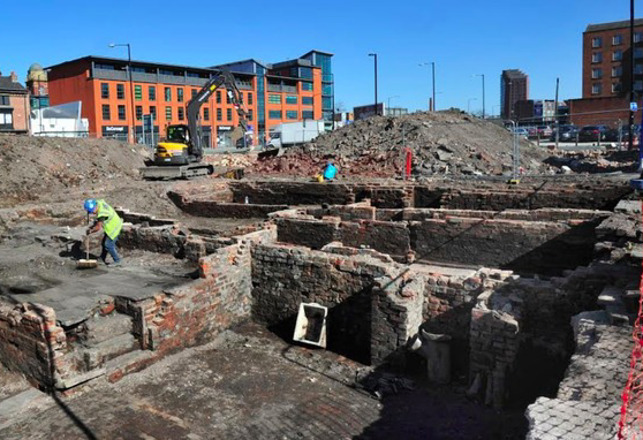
[77,233,98,269]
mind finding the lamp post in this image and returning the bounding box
[368,53,378,115]
[387,95,399,115]
[629,0,635,153]
[475,74,485,119]
[467,98,477,114]
[418,62,436,111]
[109,43,134,144]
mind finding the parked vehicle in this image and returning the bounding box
[527,127,539,139]
[537,125,553,137]
[512,127,529,138]
[550,125,578,141]
[577,125,610,142]
[266,120,325,149]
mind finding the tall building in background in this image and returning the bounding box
[582,19,643,99]
[500,70,529,120]
[46,50,333,147]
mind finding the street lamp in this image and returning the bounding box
[368,53,378,115]
[475,74,485,119]
[109,43,135,144]
[467,98,477,114]
[387,95,399,115]
[418,62,436,111]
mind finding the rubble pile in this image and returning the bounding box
[252,111,550,178]
[545,149,638,174]
[0,135,150,207]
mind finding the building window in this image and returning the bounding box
[302,82,313,91]
[150,106,156,119]
[216,108,222,121]
[636,48,643,59]
[101,83,109,99]
[612,83,622,93]
[0,111,13,127]
[0,95,10,105]
[216,91,221,104]
[592,37,602,48]
[226,109,232,121]
[268,110,282,119]
[636,64,643,75]
[118,105,126,120]
[117,84,125,99]
[177,88,184,102]
[149,86,156,101]
[591,83,602,95]
[178,108,184,121]
[591,68,602,79]
[165,106,172,121]
[636,80,643,92]
[268,94,281,104]
[286,110,297,119]
[226,93,231,104]
[134,85,142,100]
[285,96,297,105]
[592,52,603,63]
[636,32,643,43]
[613,50,623,61]
[247,93,253,105]
[191,89,197,99]
[102,104,110,120]
[302,110,314,119]
[203,108,209,121]
[302,97,314,106]
[248,109,253,121]
[164,87,171,102]
[613,35,623,45]
[612,66,623,77]
[136,105,143,120]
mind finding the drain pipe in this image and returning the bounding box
[409,329,452,384]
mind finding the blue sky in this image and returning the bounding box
[3,0,641,115]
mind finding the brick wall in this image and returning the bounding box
[251,243,424,365]
[8,94,29,132]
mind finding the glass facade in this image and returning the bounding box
[286,96,297,104]
[304,51,334,123]
[257,64,266,142]
[301,82,313,91]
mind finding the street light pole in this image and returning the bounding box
[109,43,135,144]
[629,0,635,152]
[368,53,378,115]
[476,74,485,119]
[418,62,436,111]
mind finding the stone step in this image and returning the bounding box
[597,286,624,306]
[606,303,631,326]
[84,313,133,345]
[83,333,139,370]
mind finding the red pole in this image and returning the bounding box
[405,148,412,180]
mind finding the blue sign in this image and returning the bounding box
[631,102,638,112]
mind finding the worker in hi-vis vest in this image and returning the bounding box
[84,199,124,267]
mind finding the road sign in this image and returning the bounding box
[631,102,638,112]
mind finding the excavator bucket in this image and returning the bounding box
[257,147,285,160]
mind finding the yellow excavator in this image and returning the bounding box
[141,70,249,180]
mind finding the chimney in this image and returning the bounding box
[10,71,18,83]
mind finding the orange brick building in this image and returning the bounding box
[46,50,333,147]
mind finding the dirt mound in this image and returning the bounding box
[0,135,150,207]
[251,111,550,178]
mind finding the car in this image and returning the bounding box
[577,125,610,142]
[537,125,553,138]
[526,127,539,139]
[550,125,578,141]
[512,127,529,138]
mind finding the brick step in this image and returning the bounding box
[105,349,158,383]
[83,313,133,345]
[82,333,139,370]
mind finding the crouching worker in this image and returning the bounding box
[323,160,337,181]
[84,199,124,267]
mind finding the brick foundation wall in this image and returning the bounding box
[251,243,424,365]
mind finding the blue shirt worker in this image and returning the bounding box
[84,199,124,266]
[323,161,338,181]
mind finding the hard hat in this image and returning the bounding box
[84,199,97,213]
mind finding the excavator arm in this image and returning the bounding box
[186,69,250,160]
